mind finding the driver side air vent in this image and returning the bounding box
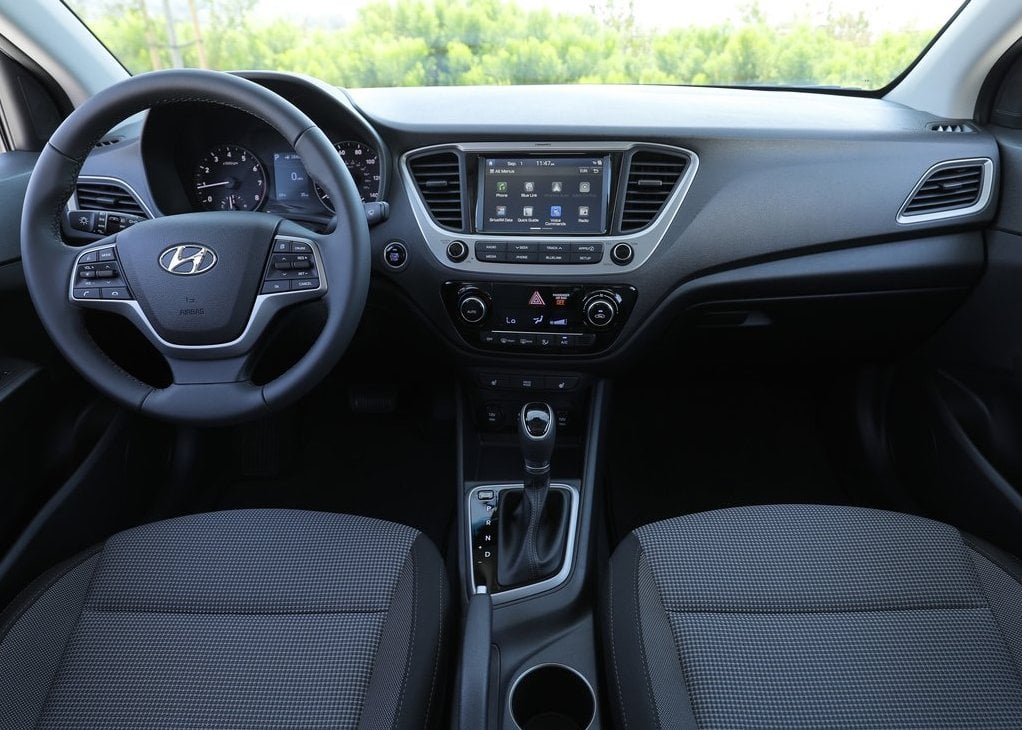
[409,152,464,231]
[75,180,147,218]
[899,159,991,223]
[620,150,689,232]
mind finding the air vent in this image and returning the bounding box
[620,150,689,232]
[75,180,147,217]
[409,151,464,231]
[927,122,974,134]
[901,162,987,220]
[95,136,123,148]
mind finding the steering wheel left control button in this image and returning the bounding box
[73,246,132,302]
[73,287,101,299]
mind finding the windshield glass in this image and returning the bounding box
[65,0,965,91]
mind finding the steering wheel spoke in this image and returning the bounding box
[164,352,253,385]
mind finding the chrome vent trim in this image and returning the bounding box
[408,151,464,231]
[620,150,690,232]
[898,158,993,224]
[74,177,151,218]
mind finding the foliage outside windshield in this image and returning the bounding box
[67,0,965,91]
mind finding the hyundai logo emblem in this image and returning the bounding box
[159,245,217,276]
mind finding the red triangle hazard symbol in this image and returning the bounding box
[528,291,546,306]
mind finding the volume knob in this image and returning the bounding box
[584,291,618,328]
[458,290,490,324]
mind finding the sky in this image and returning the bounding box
[250,0,966,31]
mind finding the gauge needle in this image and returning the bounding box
[196,180,232,190]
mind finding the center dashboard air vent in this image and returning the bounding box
[898,159,991,223]
[409,151,465,231]
[619,150,690,232]
[75,180,148,218]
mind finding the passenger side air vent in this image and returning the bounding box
[620,150,689,232]
[409,151,464,231]
[899,160,990,222]
[95,136,123,148]
[926,122,974,134]
[75,180,147,218]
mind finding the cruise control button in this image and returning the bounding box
[102,287,131,300]
[290,241,312,254]
[73,288,100,299]
[291,278,319,290]
[261,280,289,294]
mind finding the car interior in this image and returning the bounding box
[2,0,1022,727]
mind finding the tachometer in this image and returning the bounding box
[315,141,382,209]
[193,144,266,211]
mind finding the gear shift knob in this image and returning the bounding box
[519,402,556,474]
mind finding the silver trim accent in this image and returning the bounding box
[158,244,218,275]
[72,175,155,219]
[507,663,596,730]
[466,483,579,604]
[520,402,554,440]
[401,141,699,275]
[69,235,326,359]
[897,157,994,224]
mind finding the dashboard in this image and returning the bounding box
[69,72,999,381]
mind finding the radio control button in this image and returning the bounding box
[446,240,468,262]
[611,242,634,265]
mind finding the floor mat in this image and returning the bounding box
[605,368,884,546]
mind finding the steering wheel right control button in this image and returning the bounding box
[73,246,133,302]
[610,243,634,265]
[383,241,409,270]
[262,237,321,295]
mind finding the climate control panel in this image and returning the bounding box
[442,281,637,354]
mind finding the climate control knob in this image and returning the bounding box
[458,290,490,324]
[583,291,619,328]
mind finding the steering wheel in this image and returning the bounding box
[20,70,370,425]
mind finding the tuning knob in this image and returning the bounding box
[583,291,619,328]
[458,289,490,325]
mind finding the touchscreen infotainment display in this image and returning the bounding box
[477,156,610,235]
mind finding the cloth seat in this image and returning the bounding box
[604,504,1022,729]
[0,508,448,729]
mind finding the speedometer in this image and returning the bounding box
[193,144,266,211]
[315,141,382,209]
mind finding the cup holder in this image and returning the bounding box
[509,664,596,730]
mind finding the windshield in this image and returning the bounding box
[66,0,965,91]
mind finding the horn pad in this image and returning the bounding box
[115,212,278,346]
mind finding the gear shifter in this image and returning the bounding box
[497,402,570,588]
